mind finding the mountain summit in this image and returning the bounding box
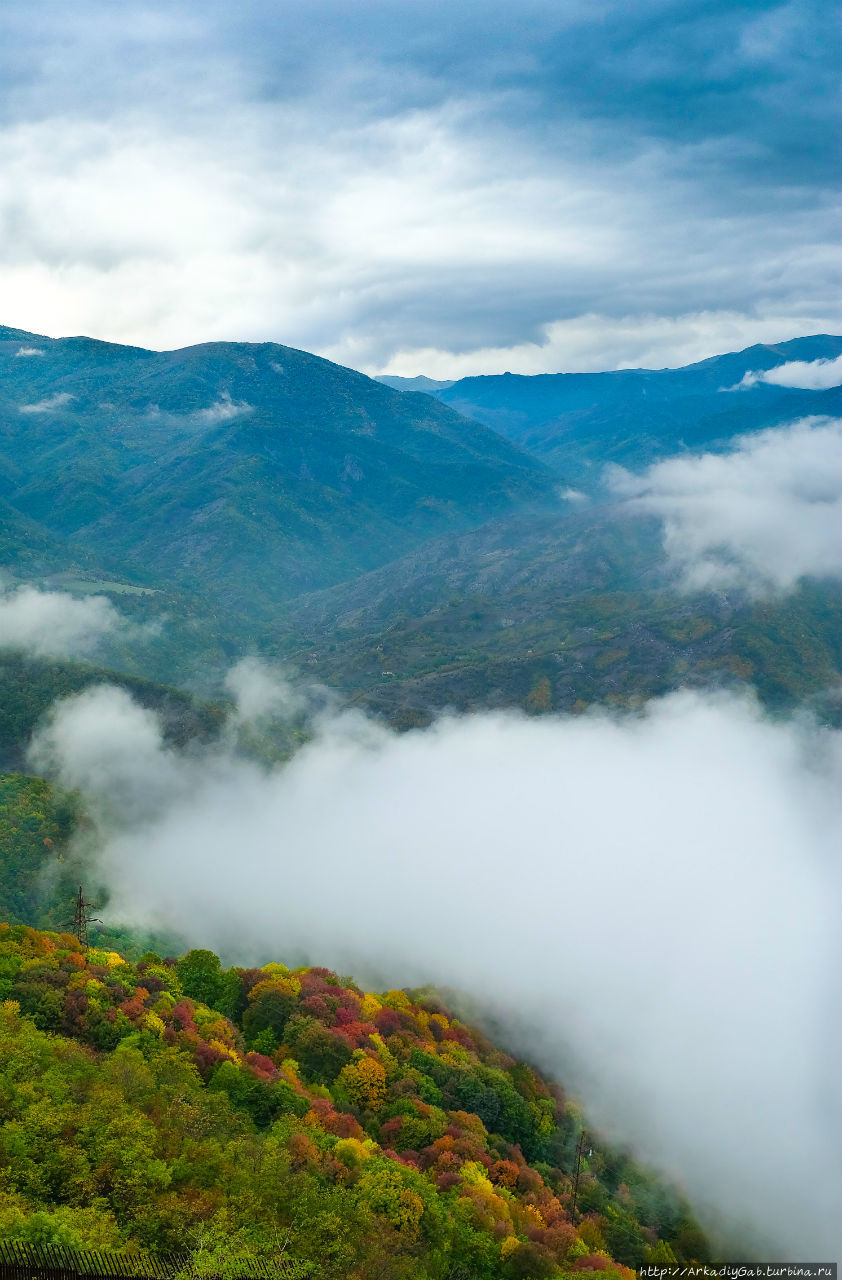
[0,329,552,612]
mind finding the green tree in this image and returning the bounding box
[243,987,297,1048]
[176,1216,312,1280]
[176,950,223,1009]
[293,1022,353,1084]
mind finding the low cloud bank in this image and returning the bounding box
[610,417,842,592]
[737,353,842,391]
[29,679,842,1257]
[0,582,122,658]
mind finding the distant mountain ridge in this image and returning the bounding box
[376,374,456,392]
[0,327,552,614]
[406,336,842,480]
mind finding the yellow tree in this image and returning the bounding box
[338,1053,387,1111]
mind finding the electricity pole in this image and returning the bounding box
[69,886,101,947]
[571,1129,588,1223]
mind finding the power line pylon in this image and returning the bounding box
[68,885,101,947]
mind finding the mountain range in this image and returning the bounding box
[401,335,842,481]
[1,326,840,720]
[0,326,550,614]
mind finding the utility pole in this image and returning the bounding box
[570,1129,588,1223]
[69,886,101,947]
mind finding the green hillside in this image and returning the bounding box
[0,329,552,614]
[0,924,711,1278]
[270,509,842,726]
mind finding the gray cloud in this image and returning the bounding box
[610,417,842,593]
[0,1,837,371]
[0,582,122,657]
[29,679,842,1257]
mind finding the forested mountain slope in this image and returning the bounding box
[272,509,842,726]
[0,328,552,613]
[0,924,711,1278]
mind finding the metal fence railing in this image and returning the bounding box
[0,1243,296,1280]
[0,1243,189,1280]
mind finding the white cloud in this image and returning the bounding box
[223,657,309,724]
[29,682,842,1256]
[192,393,253,425]
[0,582,121,657]
[30,686,166,805]
[14,345,45,356]
[19,391,74,414]
[737,353,842,391]
[610,417,842,592]
[375,310,842,378]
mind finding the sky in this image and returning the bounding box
[0,0,839,375]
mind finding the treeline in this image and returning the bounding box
[0,924,710,1279]
[0,775,80,927]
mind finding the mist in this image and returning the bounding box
[29,679,842,1258]
[0,581,122,658]
[610,416,842,592]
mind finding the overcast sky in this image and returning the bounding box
[1,0,839,374]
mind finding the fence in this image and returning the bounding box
[0,1243,294,1280]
